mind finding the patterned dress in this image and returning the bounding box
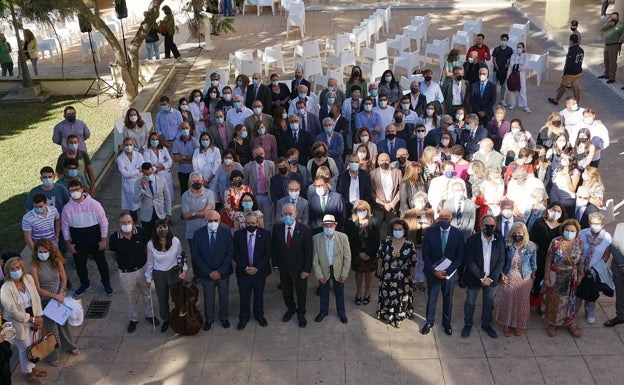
[496,248,533,329]
[544,237,585,326]
[376,238,417,323]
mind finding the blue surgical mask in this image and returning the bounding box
[150,139,159,148]
[160,105,169,112]
[283,215,295,226]
[241,131,248,139]
[9,269,22,280]
[215,118,224,124]
[242,201,253,210]
[233,102,241,110]
[252,79,258,86]
[67,169,78,178]
[297,108,306,116]
[68,143,79,151]
[42,177,54,187]
[385,76,392,83]
[444,171,454,178]
[201,140,210,147]
[237,80,243,87]
[37,252,50,261]
[393,230,404,239]
[290,123,299,131]
[349,162,359,171]
[563,230,576,240]
[323,227,335,236]
[327,98,335,105]
[369,89,378,97]
[323,126,333,133]
[34,207,45,214]
[298,93,307,100]
[181,129,190,137]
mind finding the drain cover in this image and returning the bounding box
[85,301,111,319]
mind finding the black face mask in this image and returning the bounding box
[386,133,396,140]
[455,75,463,81]
[394,117,403,123]
[232,179,243,187]
[278,167,288,175]
[379,163,390,170]
[512,234,524,243]
[424,76,432,82]
[246,225,257,233]
[483,225,495,237]
[191,182,202,190]
[255,155,264,164]
[552,120,562,128]
[314,150,325,158]
[397,156,407,164]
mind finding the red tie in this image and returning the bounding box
[258,163,266,194]
[286,226,292,249]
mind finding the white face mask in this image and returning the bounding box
[360,136,369,143]
[441,139,450,146]
[209,93,217,99]
[426,109,434,116]
[416,132,426,139]
[479,74,488,82]
[356,210,367,219]
[288,191,300,200]
[379,100,388,108]
[71,191,82,200]
[253,107,262,115]
[124,145,133,153]
[357,152,367,160]
[583,117,594,125]
[223,94,232,101]
[194,96,202,103]
[129,115,138,123]
[121,224,133,233]
[455,114,464,121]
[207,221,219,231]
[223,158,233,166]
[180,105,189,111]
[282,113,288,120]
[315,187,326,197]
[590,224,603,233]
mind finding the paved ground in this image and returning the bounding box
[8,1,624,384]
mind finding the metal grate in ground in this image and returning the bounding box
[85,300,111,319]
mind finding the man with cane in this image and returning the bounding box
[109,211,160,333]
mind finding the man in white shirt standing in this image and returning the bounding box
[226,95,253,127]
[420,68,445,108]
[373,93,395,135]
[581,108,609,167]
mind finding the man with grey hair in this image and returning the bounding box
[288,84,315,116]
[226,94,253,127]
[473,138,505,172]
[245,72,272,114]
[319,77,345,106]
[506,167,544,215]
[469,65,496,127]
[315,117,344,171]
[443,181,476,240]
[460,113,488,160]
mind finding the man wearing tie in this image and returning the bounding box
[421,209,465,336]
[461,215,505,338]
[308,176,346,234]
[244,100,273,134]
[280,115,314,164]
[233,212,271,330]
[245,73,272,114]
[274,180,310,226]
[243,147,276,231]
[192,210,233,330]
[496,199,522,241]
[292,99,321,136]
[336,154,372,214]
[460,113,488,160]
[272,203,313,327]
[133,162,172,238]
[567,186,599,229]
[443,182,476,240]
[469,67,497,127]
[313,215,351,324]
[377,125,406,162]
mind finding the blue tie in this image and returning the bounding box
[480,83,485,98]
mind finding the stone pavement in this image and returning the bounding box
[12,1,624,384]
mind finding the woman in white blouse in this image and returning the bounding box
[145,220,187,333]
[188,89,208,133]
[508,42,530,113]
[193,132,222,193]
[143,132,174,199]
[117,137,144,222]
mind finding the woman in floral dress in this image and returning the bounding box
[496,222,537,336]
[544,219,584,337]
[376,219,417,328]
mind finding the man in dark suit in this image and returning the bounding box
[331,103,351,154]
[290,66,311,100]
[568,186,599,229]
[442,66,471,115]
[272,203,313,327]
[308,176,346,233]
[408,81,428,117]
[469,67,497,127]
[280,114,314,163]
[336,154,372,214]
[270,157,303,205]
[421,209,465,336]
[376,124,407,162]
[244,100,273,134]
[274,180,310,226]
[294,99,321,137]
[243,146,276,230]
[206,109,235,152]
[461,215,505,339]
[423,116,455,148]
[459,113,489,160]
[496,199,523,241]
[233,212,272,330]
[192,210,233,330]
[245,72,272,114]
[318,90,336,123]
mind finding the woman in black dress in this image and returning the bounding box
[344,200,379,306]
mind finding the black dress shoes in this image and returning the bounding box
[145,316,160,326]
[420,323,432,335]
[598,75,609,79]
[237,321,247,330]
[444,326,452,336]
[127,321,138,333]
[255,316,268,327]
[297,313,307,327]
[203,320,213,331]
[604,318,624,327]
[461,325,472,338]
[221,319,230,329]
[160,320,169,333]
[606,79,615,84]
[482,325,498,338]
[282,309,295,322]
[315,313,326,322]
[339,315,348,324]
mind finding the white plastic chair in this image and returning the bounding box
[463,18,483,40]
[231,49,254,78]
[256,0,276,16]
[325,33,351,59]
[423,37,449,69]
[399,74,424,94]
[368,11,384,42]
[526,51,549,87]
[405,25,425,53]
[328,51,356,75]
[451,30,471,53]
[240,60,263,78]
[377,6,392,35]
[286,5,305,38]
[387,33,411,55]
[37,37,58,63]
[304,58,324,91]
[361,58,389,83]
[360,19,375,48]
[242,0,258,15]
[349,25,368,57]
[393,51,420,77]
[412,14,430,41]
[508,21,530,46]
[294,41,321,60]
[362,41,388,63]
[258,45,285,76]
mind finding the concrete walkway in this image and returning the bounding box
[10,1,624,384]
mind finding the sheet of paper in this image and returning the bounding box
[434,258,452,271]
[43,298,73,326]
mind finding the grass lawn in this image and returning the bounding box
[0,96,120,253]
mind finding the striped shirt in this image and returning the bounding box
[22,206,59,246]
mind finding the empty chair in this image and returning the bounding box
[393,51,420,77]
[349,24,368,57]
[328,51,356,75]
[38,37,58,63]
[463,17,483,39]
[508,21,530,47]
[405,24,425,53]
[242,0,258,15]
[451,30,471,53]
[423,37,449,69]
[412,14,431,41]
[258,45,285,76]
[80,34,101,63]
[256,0,276,15]
[378,6,392,35]
[325,33,351,59]
[286,5,305,38]
[304,57,324,90]
[387,33,411,56]
[240,60,263,77]
[526,51,549,87]
[399,74,424,94]
[361,19,376,47]
[362,41,388,63]
[368,11,385,42]
[294,41,321,60]
[361,58,389,83]
[231,49,254,78]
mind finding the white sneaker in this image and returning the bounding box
[508,105,515,110]
[500,100,507,107]
[587,316,596,324]
[523,106,531,113]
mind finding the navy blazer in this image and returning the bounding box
[459,126,489,157]
[308,191,346,231]
[245,84,273,114]
[333,116,351,149]
[318,104,332,123]
[463,231,506,289]
[290,78,312,100]
[469,80,497,118]
[232,227,272,277]
[191,225,233,278]
[280,128,314,164]
[566,203,599,229]
[377,138,407,161]
[410,93,428,117]
[271,222,313,276]
[422,224,465,281]
[336,169,372,213]
[315,132,345,161]
[269,172,303,204]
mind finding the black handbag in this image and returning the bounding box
[577,270,599,301]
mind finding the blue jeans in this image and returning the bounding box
[221,0,233,16]
[464,285,497,328]
[201,276,230,322]
[146,41,159,60]
[425,272,458,327]
[319,270,346,317]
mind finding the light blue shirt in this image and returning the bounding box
[156,108,183,141]
[325,235,335,266]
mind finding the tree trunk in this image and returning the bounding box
[8,0,33,88]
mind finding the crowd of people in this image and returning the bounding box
[5,22,622,384]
